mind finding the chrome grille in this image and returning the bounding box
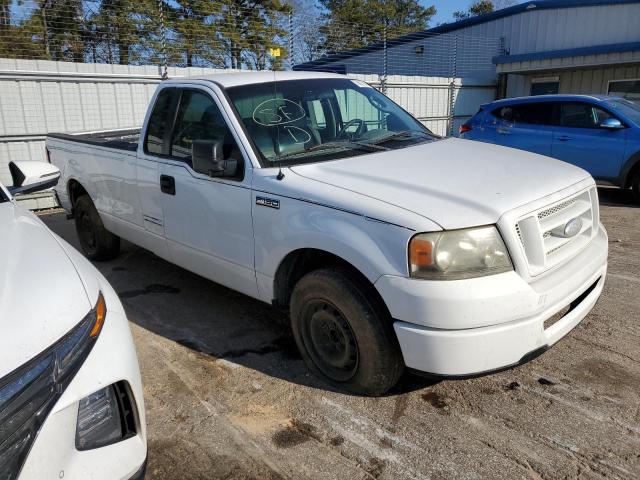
[537,198,577,220]
[514,187,599,276]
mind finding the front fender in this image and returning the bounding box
[253,197,421,303]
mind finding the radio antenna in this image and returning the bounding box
[273,67,285,180]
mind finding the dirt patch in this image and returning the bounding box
[422,391,448,409]
[272,418,320,448]
[229,404,288,436]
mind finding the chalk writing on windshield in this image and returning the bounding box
[252,98,306,127]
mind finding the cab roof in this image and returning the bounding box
[162,70,348,89]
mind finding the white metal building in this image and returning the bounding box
[295,0,640,101]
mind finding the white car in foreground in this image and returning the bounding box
[0,162,146,479]
[48,71,608,396]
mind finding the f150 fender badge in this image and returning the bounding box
[256,196,280,209]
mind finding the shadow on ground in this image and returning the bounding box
[43,212,436,397]
[597,186,638,208]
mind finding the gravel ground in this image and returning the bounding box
[40,187,640,480]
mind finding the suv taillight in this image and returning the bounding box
[459,124,472,134]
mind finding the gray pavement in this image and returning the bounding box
[41,186,640,480]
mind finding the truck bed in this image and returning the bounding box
[47,129,140,152]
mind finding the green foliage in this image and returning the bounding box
[0,0,436,67]
[318,0,436,51]
[210,0,291,69]
[453,0,514,21]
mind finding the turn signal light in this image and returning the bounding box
[409,237,433,268]
[90,292,106,338]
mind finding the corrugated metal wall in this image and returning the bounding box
[323,3,640,79]
[458,3,640,56]
[0,60,242,208]
[352,75,496,135]
[506,64,640,97]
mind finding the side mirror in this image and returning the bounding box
[192,140,238,177]
[600,118,624,130]
[8,161,60,196]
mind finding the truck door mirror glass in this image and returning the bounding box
[192,140,238,177]
[599,118,624,129]
[8,160,60,196]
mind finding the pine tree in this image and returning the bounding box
[319,0,436,52]
[214,0,290,70]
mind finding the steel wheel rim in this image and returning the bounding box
[79,211,96,250]
[301,300,358,382]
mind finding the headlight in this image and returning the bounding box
[409,226,512,280]
[0,293,106,480]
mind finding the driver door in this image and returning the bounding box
[158,86,258,299]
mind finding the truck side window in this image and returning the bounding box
[145,89,176,155]
[170,90,240,165]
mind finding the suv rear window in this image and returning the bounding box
[492,102,558,125]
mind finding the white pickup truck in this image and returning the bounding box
[49,71,608,395]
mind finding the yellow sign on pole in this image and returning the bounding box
[269,47,281,57]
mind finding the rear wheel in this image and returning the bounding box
[74,195,120,261]
[290,268,404,396]
[632,169,640,204]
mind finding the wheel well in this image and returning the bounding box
[67,179,88,209]
[273,249,391,316]
[625,157,640,188]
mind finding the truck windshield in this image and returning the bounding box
[605,98,640,125]
[226,78,435,167]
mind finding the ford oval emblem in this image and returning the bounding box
[563,218,582,238]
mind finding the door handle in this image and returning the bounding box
[160,175,175,195]
[557,135,572,141]
[497,128,510,135]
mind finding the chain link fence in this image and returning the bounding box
[1,1,502,79]
[0,1,502,208]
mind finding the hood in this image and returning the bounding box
[291,138,591,229]
[0,203,91,378]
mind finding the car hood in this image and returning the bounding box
[0,203,91,378]
[291,138,592,230]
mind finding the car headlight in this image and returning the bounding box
[409,226,512,280]
[0,293,106,480]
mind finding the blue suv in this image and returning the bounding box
[460,95,640,202]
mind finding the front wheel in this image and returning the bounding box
[290,268,404,396]
[74,195,120,261]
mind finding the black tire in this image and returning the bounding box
[632,169,640,204]
[290,268,404,396]
[74,195,120,261]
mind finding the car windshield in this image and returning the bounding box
[226,78,435,167]
[605,98,640,125]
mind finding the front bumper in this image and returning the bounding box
[376,225,608,376]
[18,283,147,480]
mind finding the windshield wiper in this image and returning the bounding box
[367,130,432,146]
[273,140,387,163]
